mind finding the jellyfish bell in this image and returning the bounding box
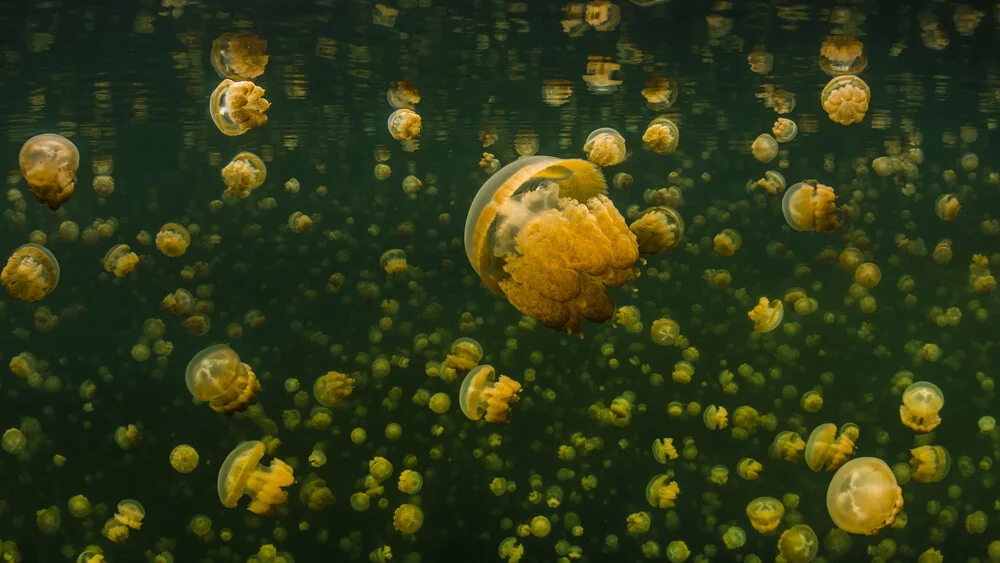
[1,243,60,302]
[899,381,944,433]
[387,108,422,140]
[583,127,627,168]
[818,35,867,76]
[826,457,903,534]
[458,364,522,423]
[821,75,870,126]
[642,116,680,154]
[217,440,294,515]
[464,156,638,333]
[386,80,420,110]
[209,79,270,136]
[19,133,80,210]
[629,206,684,254]
[210,33,268,80]
[185,344,261,415]
[748,297,783,332]
[782,180,842,232]
[751,134,779,163]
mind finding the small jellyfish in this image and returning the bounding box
[782,180,841,232]
[935,194,960,220]
[155,223,191,257]
[388,109,422,140]
[827,457,903,534]
[210,33,268,80]
[441,337,484,381]
[737,458,763,480]
[748,297,783,332]
[713,229,742,256]
[771,431,805,462]
[221,151,267,199]
[821,75,870,125]
[217,440,294,515]
[103,244,139,278]
[703,405,728,430]
[113,499,145,530]
[387,80,420,109]
[772,118,798,142]
[397,470,423,495]
[751,134,779,163]
[458,365,522,423]
[314,371,354,406]
[754,170,786,195]
[641,73,678,110]
[170,444,199,473]
[185,344,261,415]
[584,128,627,167]
[855,263,881,288]
[1,244,59,302]
[909,445,951,483]
[288,212,313,233]
[645,474,680,508]
[804,423,855,472]
[2,428,27,455]
[498,537,524,563]
[642,117,679,154]
[393,504,423,534]
[818,35,867,76]
[651,438,678,464]
[380,249,408,275]
[899,381,944,433]
[778,524,819,563]
[629,206,684,255]
[746,497,784,533]
[19,133,79,210]
[208,79,270,136]
[722,526,747,549]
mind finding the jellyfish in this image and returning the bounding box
[464,156,638,333]
[498,537,524,563]
[155,223,191,257]
[19,133,79,210]
[170,444,199,473]
[818,35,867,76]
[380,249,408,275]
[748,297,783,332]
[645,474,680,509]
[103,244,139,278]
[458,365,522,423]
[909,445,951,483]
[393,504,423,534]
[629,206,684,254]
[651,438,678,464]
[935,194,960,220]
[209,79,270,136]
[772,118,797,142]
[899,382,944,433]
[642,117,679,154]
[221,151,267,199]
[542,79,574,106]
[582,56,622,94]
[641,74,678,110]
[754,170,786,195]
[314,371,354,406]
[217,440,293,515]
[821,75,870,125]
[1,244,59,302]
[778,524,819,563]
[441,337,483,381]
[703,405,728,430]
[210,33,268,80]
[713,229,742,256]
[855,262,881,288]
[782,180,841,232]
[388,109,421,140]
[397,470,423,495]
[114,499,145,530]
[737,458,763,480]
[584,128,626,168]
[751,134,779,163]
[299,474,335,510]
[185,344,261,415]
[804,423,855,472]
[746,497,784,533]
[771,431,806,462]
[826,457,903,534]
[386,80,420,109]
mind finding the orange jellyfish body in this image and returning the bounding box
[746,497,784,533]
[629,206,684,254]
[1,244,60,302]
[210,33,269,80]
[217,440,294,515]
[782,181,840,232]
[826,457,903,534]
[821,75,870,125]
[19,133,80,210]
[185,344,261,415]
[458,365,522,423]
[209,79,270,136]
[747,297,783,332]
[818,35,867,76]
[899,381,944,433]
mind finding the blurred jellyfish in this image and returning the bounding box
[747,297,783,332]
[210,33,268,80]
[387,80,420,109]
[209,79,270,136]
[778,524,819,563]
[19,133,79,210]
[642,117,679,154]
[641,74,678,110]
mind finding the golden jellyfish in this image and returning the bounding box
[583,128,626,168]
[463,156,638,334]
[642,116,679,154]
[398,470,423,495]
[804,423,855,472]
[1,243,59,302]
[909,445,951,483]
[772,118,798,142]
[393,504,423,534]
[899,381,944,433]
[629,206,683,254]
[208,79,270,136]
[641,74,678,110]
[754,170,786,195]
[442,337,483,381]
[210,33,268,80]
[185,344,261,415]
[313,371,354,407]
[782,180,841,232]
[386,80,420,109]
[155,223,190,257]
[703,405,728,430]
[748,297,783,332]
[827,460,903,538]
[221,151,266,198]
[778,524,819,563]
[818,35,867,76]
[935,193,960,220]
[169,444,199,473]
[747,48,773,74]
[387,108,421,140]
[645,474,680,509]
[651,438,678,464]
[103,244,139,278]
[746,497,784,533]
[582,56,622,94]
[737,458,763,480]
[713,229,742,256]
[113,499,145,530]
[498,537,524,563]
[380,249,408,275]
[821,75,870,125]
[751,134,779,163]
[458,365,522,423]
[854,262,881,288]
[542,78,573,107]
[217,440,294,515]
[19,133,79,210]
[772,431,805,462]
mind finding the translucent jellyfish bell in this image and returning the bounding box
[583,127,627,167]
[458,365,522,423]
[185,344,261,415]
[1,243,60,302]
[818,35,867,76]
[642,116,679,154]
[826,457,903,534]
[751,134,779,163]
[464,156,638,333]
[899,381,944,432]
[387,108,422,140]
[217,440,294,515]
[386,80,420,109]
[778,524,819,563]
[782,180,840,232]
[746,497,784,533]
[747,297,783,332]
[210,33,269,80]
[209,79,270,136]
[629,206,684,254]
[19,133,80,210]
[821,75,870,125]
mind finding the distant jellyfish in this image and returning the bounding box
[156,223,191,257]
[458,365,523,423]
[217,440,294,515]
[645,474,680,508]
[899,382,944,433]
[388,109,422,140]
[746,497,784,533]
[818,35,867,76]
[19,133,79,210]
[313,371,354,407]
[909,445,951,483]
[821,75,870,125]
[1,244,59,302]
[782,180,841,232]
[386,80,420,109]
[827,457,903,534]
[103,244,139,278]
[641,74,678,110]
[209,79,270,136]
[751,134,779,163]
[185,344,261,415]
[935,194,960,220]
[113,499,145,530]
[584,128,627,167]
[713,229,742,256]
[778,524,819,563]
[210,33,269,80]
[629,206,684,254]
[393,504,423,534]
[772,118,797,142]
[642,117,679,154]
[747,297,783,332]
[380,249,408,275]
[754,170,786,195]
